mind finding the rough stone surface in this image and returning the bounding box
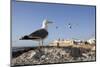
[11,46,96,66]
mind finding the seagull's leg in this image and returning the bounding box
[42,39,43,47]
[39,40,40,46]
[38,40,41,48]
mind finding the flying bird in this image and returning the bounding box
[20,19,53,46]
[68,23,72,29]
[56,26,59,29]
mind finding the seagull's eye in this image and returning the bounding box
[45,22,48,25]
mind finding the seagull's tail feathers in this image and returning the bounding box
[19,35,29,40]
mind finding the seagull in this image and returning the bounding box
[68,23,72,29]
[56,26,58,29]
[19,19,53,47]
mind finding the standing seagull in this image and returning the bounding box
[20,19,53,46]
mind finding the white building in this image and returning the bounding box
[87,37,96,44]
[49,39,74,47]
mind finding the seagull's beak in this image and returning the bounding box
[48,21,53,24]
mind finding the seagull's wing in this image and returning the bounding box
[29,29,48,39]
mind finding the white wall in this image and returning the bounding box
[0,0,100,67]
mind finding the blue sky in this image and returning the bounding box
[12,0,96,47]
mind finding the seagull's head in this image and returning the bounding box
[42,19,53,29]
